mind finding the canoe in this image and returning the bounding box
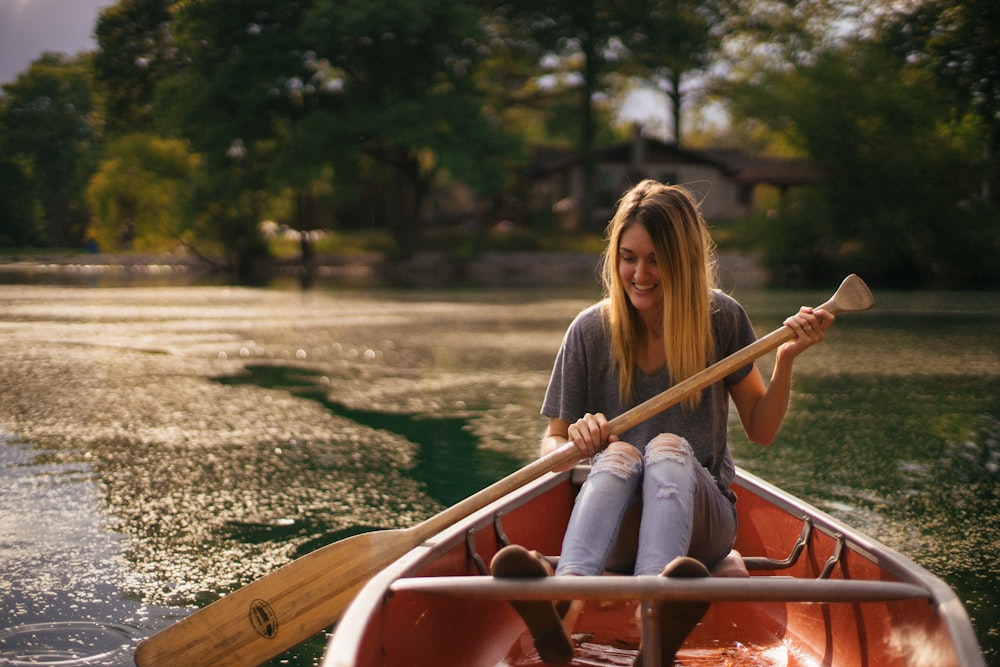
[323,465,984,667]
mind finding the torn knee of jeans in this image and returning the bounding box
[645,433,692,466]
[592,443,643,480]
[655,482,682,500]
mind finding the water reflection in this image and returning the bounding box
[0,622,136,666]
[214,364,523,506]
[0,435,184,665]
[0,283,997,665]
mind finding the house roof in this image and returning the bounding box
[698,147,819,187]
[530,138,818,187]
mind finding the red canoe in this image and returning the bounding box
[323,466,984,667]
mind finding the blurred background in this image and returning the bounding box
[1,0,998,289]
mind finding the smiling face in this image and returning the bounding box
[618,222,663,319]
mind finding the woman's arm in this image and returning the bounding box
[730,307,835,446]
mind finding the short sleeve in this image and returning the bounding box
[541,307,600,422]
[712,291,758,387]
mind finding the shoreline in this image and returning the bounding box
[0,250,766,290]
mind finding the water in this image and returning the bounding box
[0,278,996,665]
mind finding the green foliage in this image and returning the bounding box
[730,40,1000,288]
[480,0,729,230]
[0,53,100,247]
[301,0,521,251]
[0,159,43,246]
[93,0,179,136]
[151,0,323,270]
[883,0,1000,170]
[86,133,202,252]
[163,0,314,164]
[617,0,722,143]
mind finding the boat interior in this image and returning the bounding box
[328,467,977,667]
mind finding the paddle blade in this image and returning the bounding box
[134,528,421,667]
[818,274,874,315]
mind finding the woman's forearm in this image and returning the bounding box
[745,350,796,445]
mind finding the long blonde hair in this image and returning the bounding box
[601,180,718,409]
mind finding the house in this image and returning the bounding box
[526,132,818,230]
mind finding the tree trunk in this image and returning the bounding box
[669,69,682,146]
[391,151,421,257]
[579,25,599,231]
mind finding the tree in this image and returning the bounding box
[303,0,519,254]
[93,0,180,136]
[86,133,202,253]
[0,53,99,247]
[482,0,728,228]
[731,41,996,287]
[154,0,322,276]
[618,0,723,147]
[882,0,1000,203]
[0,159,42,246]
[485,0,625,229]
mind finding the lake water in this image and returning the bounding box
[0,275,996,665]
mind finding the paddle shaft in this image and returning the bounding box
[134,274,872,667]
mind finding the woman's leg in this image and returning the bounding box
[555,442,643,576]
[634,434,736,575]
[631,434,735,666]
[686,458,739,567]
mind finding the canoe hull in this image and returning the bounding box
[324,467,983,667]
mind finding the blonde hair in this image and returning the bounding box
[601,180,718,409]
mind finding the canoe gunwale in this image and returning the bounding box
[734,468,918,577]
[734,467,986,667]
[326,469,571,664]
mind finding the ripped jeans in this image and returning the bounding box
[554,435,737,576]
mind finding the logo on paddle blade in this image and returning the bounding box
[249,599,278,639]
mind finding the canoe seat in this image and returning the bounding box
[710,550,750,578]
[534,549,749,578]
[471,502,817,580]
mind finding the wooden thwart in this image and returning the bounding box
[389,575,930,604]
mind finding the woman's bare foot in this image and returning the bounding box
[491,545,574,665]
[633,556,710,666]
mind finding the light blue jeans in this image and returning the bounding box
[555,434,737,576]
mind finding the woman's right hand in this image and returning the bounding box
[567,412,616,458]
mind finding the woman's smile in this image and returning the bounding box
[619,224,662,312]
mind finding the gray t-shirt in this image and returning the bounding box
[541,290,757,495]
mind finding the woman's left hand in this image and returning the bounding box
[780,307,835,358]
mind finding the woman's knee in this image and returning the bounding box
[592,441,643,480]
[645,433,693,466]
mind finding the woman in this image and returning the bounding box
[491,180,834,666]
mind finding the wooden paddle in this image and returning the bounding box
[134,274,873,667]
